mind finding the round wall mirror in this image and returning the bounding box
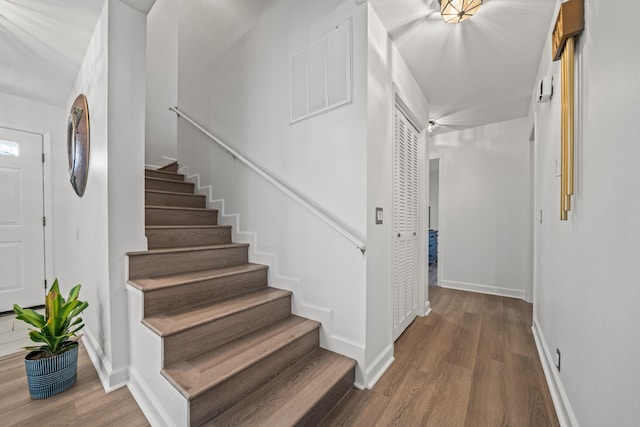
[67,94,90,197]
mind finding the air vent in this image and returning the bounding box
[290,18,352,124]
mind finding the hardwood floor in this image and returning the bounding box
[0,288,557,426]
[0,342,149,427]
[322,287,559,427]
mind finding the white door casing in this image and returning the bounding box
[0,127,45,311]
[393,106,419,340]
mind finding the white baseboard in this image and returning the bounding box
[424,300,432,317]
[360,343,394,389]
[128,367,175,427]
[531,318,578,427]
[440,280,525,299]
[82,329,128,392]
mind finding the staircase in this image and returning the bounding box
[127,162,355,426]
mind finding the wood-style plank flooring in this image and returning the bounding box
[0,342,149,427]
[322,287,559,427]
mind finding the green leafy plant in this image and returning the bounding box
[13,279,89,358]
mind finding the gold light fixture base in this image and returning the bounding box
[439,0,483,24]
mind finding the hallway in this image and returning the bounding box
[323,287,558,426]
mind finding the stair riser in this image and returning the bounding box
[190,327,319,426]
[145,178,194,194]
[145,170,185,181]
[158,163,179,173]
[145,192,206,208]
[146,227,231,249]
[145,208,218,226]
[297,368,355,426]
[162,295,292,366]
[128,246,248,279]
[143,268,268,317]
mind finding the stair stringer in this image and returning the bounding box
[178,166,367,387]
[126,284,189,427]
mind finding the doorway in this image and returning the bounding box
[0,126,46,312]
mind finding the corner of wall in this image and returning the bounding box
[82,329,129,392]
[359,343,394,389]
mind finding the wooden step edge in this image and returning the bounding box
[145,189,205,197]
[145,176,193,185]
[143,288,292,337]
[161,317,320,399]
[144,205,217,212]
[145,225,231,230]
[127,242,248,257]
[145,168,183,176]
[157,161,178,171]
[145,167,182,174]
[127,263,268,292]
[210,349,356,425]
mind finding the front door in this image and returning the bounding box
[0,127,45,311]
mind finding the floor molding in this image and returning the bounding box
[531,318,578,427]
[361,343,394,390]
[128,367,176,427]
[82,330,128,393]
[440,280,525,299]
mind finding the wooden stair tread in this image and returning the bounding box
[145,189,204,196]
[157,161,178,171]
[143,287,291,336]
[128,263,267,292]
[145,205,215,212]
[209,349,355,426]
[145,176,192,184]
[145,225,230,230]
[162,316,320,399]
[145,169,184,179]
[145,168,182,175]
[127,243,246,257]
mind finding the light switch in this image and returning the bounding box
[376,207,383,224]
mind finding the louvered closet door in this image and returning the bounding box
[393,106,419,340]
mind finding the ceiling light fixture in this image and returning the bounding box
[428,121,436,133]
[438,0,483,24]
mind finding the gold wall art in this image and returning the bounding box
[552,0,584,220]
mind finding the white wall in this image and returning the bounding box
[365,4,429,386]
[429,159,439,230]
[145,0,178,167]
[177,0,369,382]
[54,0,147,391]
[531,1,640,425]
[430,117,532,299]
[175,0,428,389]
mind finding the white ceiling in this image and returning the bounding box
[1,0,556,128]
[370,0,557,134]
[0,0,105,107]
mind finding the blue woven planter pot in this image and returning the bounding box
[24,345,78,399]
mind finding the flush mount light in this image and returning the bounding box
[439,0,483,24]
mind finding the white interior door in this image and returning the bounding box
[393,106,419,340]
[0,127,45,311]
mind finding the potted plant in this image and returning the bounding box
[13,279,89,399]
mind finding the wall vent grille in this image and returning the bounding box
[290,18,352,124]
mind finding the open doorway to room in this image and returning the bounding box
[428,158,439,287]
